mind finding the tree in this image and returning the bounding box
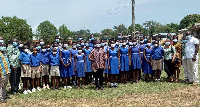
[72,29,90,40]
[101,29,115,39]
[36,21,57,43]
[58,24,72,41]
[128,24,144,35]
[179,14,200,29]
[0,16,33,43]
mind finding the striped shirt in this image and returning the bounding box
[0,52,11,76]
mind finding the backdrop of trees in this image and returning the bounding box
[0,14,199,43]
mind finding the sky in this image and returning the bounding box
[0,0,200,33]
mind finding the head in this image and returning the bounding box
[95,41,101,48]
[39,39,45,45]
[32,47,38,54]
[12,38,18,47]
[77,46,82,53]
[146,40,151,47]
[63,41,68,49]
[165,39,171,46]
[55,36,60,42]
[186,31,192,39]
[154,41,159,47]
[78,36,82,41]
[35,43,41,50]
[140,37,144,44]
[23,45,29,53]
[52,48,57,55]
[110,40,115,48]
[46,44,51,51]
[182,36,187,43]
[167,33,171,39]
[173,36,178,43]
[0,42,6,52]
[132,39,137,46]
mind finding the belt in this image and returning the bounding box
[77,60,84,62]
[110,56,117,58]
[121,54,128,55]
[132,53,139,54]
[140,52,143,53]
[146,56,151,57]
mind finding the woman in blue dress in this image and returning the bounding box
[130,39,142,83]
[119,40,129,84]
[84,43,92,84]
[101,40,109,83]
[143,40,153,82]
[60,41,71,89]
[70,42,78,86]
[74,47,86,89]
[139,37,146,79]
[108,41,120,88]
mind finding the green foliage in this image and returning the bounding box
[72,29,90,41]
[0,16,33,43]
[58,24,72,41]
[179,14,200,29]
[36,21,58,43]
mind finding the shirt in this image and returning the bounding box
[181,43,186,60]
[6,45,20,68]
[152,46,164,60]
[30,53,41,67]
[49,53,60,66]
[89,48,107,70]
[186,36,199,59]
[0,52,11,76]
[39,52,50,64]
[19,52,31,64]
[163,46,176,60]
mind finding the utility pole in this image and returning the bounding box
[132,0,135,37]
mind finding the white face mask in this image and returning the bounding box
[133,42,137,45]
[115,42,119,45]
[54,47,58,49]
[40,42,44,45]
[155,44,158,47]
[147,43,151,46]
[73,45,76,49]
[24,49,29,53]
[140,40,144,43]
[111,44,115,47]
[122,43,126,46]
[81,43,85,46]
[64,44,68,48]
[53,52,57,55]
[19,44,23,47]
[42,49,46,52]
[96,44,101,48]
[78,50,82,53]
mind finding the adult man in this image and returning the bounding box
[89,41,107,90]
[185,31,199,85]
[7,38,21,94]
[0,42,11,103]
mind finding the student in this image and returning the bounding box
[173,36,182,82]
[19,45,32,94]
[74,46,86,89]
[152,41,164,82]
[40,45,50,89]
[108,41,120,88]
[101,40,109,84]
[60,41,71,89]
[49,48,61,90]
[129,39,142,83]
[30,47,42,92]
[181,36,188,82]
[128,39,133,81]
[35,43,41,52]
[143,40,153,82]
[70,42,78,86]
[119,40,129,83]
[139,37,146,79]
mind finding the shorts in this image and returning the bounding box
[31,66,41,79]
[50,66,60,76]
[21,64,31,78]
[41,64,50,76]
[152,59,162,71]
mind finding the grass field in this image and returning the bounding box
[0,51,200,107]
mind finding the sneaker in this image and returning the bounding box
[46,85,50,89]
[19,84,21,90]
[63,86,67,90]
[0,99,7,103]
[43,85,46,89]
[27,90,32,94]
[158,79,161,81]
[67,86,72,88]
[32,88,36,92]
[23,90,28,94]
[37,87,41,91]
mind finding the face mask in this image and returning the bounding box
[0,40,4,43]
[13,42,18,46]
[129,42,133,46]
[155,44,158,47]
[101,43,105,46]
[24,49,29,53]
[173,39,178,42]
[118,36,122,39]
[96,44,101,48]
[122,43,126,46]
[85,43,89,47]
[91,38,94,40]
[56,39,59,42]
[64,44,68,48]
[144,38,147,42]
[111,44,115,47]
[42,49,46,52]
[79,38,82,41]
[187,35,192,39]
[54,47,58,49]
[0,47,6,51]
[147,43,151,46]
[152,40,155,42]
[33,51,37,54]
[53,52,57,55]
[47,48,50,51]
[78,50,82,53]
[40,42,44,45]
[77,44,81,47]
[165,42,170,45]
[133,42,137,45]
[140,40,144,43]
[81,43,84,46]
[119,43,122,46]
[36,46,41,50]
[19,44,23,47]
[182,40,187,43]
[115,42,119,45]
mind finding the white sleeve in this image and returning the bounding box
[193,38,199,44]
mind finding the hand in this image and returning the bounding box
[192,56,196,61]
[147,60,151,64]
[74,69,76,73]
[118,65,121,69]
[108,66,111,70]
[104,66,106,70]
[141,61,142,64]
[129,60,131,66]
[172,59,175,63]
[64,64,68,68]
[85,67,86,72]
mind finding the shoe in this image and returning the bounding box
[100,86,104,90]
[46,85,50,89]
[0,99,7,103]
[23,90,28,94]
[67,86,72,88]
[27,90,32,94]
[43,85,46,89]
[52,87,55,90]
[32,88,36,92]
[63,86,67,90]
[95,87,98,91]
[19,84,21,90]
[37,87,41,91]
[193,82,198,85]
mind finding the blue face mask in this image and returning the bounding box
[79,38,82,41]
[118,36,122,39]
[0,40,4,43]
[13,42,18,46]
[187,35,192,40]
[56,39,59,42]
[165,42,170,45]
[0,47,6,51]
[85,44,89,47]
[36,46,41,50]
[77,44,81,47]
[91,38,94,40]
[173,39,178,42]
[182,40,187,43]
[144,38,147,42]
[101,43,105,46]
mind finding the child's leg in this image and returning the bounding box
[37,78,40,88]
[177,68,180,81]
[121,72,124,83]
[26,78,29,90]
[153,70,157,80]
[132,70,136,83]
[158,70,161,80]
[114,75,118,86]
[67,77,70,86]
[52,76,55,89]
[82,77,85,86]
[56,76,59,88]
[63,77,66,86]
[110,75,113,87]
[124,72,127,83]
[32,78,35,89]
[136,70,139,82]
[77,77,80,87]
[173,68,176,80]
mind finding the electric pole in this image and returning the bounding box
[132,0,135,37]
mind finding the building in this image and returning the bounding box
[188,23,200,39]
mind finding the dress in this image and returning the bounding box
[120,47,129,71]
[75,53,85,77]
[84,49,92,72]
[143,47,153,74]
[70,49,78,75]
[139,44,146,68]
[174,43,182,67]
[131,45,141,70]
[109,49,119,74]
[60,49,71,77]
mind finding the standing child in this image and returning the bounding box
[139,37,146,79]
[74,46,86,89]
[70,42,78,86]
[49,48,61,90]
[19,45,32,94]
[30,47,41,92]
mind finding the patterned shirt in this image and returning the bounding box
[6,45,20,68]
[163,46,176,60]
[0,52,11,76]
[89,48,107,70]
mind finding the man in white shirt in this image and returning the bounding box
[185,31,199,85]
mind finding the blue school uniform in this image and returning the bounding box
[75,53,85,77]
[30,53,41,67]
[84,48,92,72]
[19,52,31,64]
[131,45,141,70]
[89,42,94,49]
[40,51,50,64]
[143,47,153,74]
[152,46,164,60]
[103,46,109,74]
[139,44,146,68]
[109,49,119,74]
[120,47,129,71]
[60,49,71,77]
[70,49,78,75]
[49,53,60,66]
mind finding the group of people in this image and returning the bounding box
[0,31,199,103]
